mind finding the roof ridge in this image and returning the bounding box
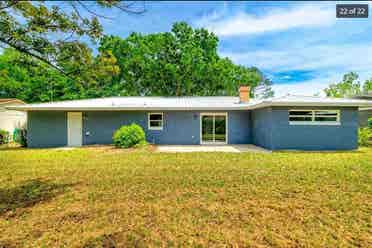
[27,96,241,105]
[278,94,343,99]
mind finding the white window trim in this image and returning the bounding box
[289,109,341,126]
[200,112,228,145]
[148,112,164,130]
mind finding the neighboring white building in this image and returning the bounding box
[0,99,27,139]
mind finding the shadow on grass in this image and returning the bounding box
[0,148,26,152]
[0,144,24,151]
[83,232,150,247]
[83,233,120,248]
[0,179,75,217]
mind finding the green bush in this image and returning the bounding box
[0,129,9,145]
[113,123,146,148]
[13,128,27,147]
[368,117,372,128]
[358,127,372,147]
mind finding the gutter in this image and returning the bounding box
[5,106,253,111]
[6,100,372,112]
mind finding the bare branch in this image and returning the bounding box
[0,37,63,72]
[0,0,19,11]
[0,37,88,84]
[77,0,114,20]
[62,31,76,42]
[113,1,146,14]
[70,1,85,22]
[121,1,136,8]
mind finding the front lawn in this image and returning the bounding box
[0,147,371,247]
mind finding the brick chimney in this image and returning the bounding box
[239,86,250,103]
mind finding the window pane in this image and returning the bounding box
[315,116,337,122]
[289,111,312,116]
[150,120,162,127]
[214,116,226,142]
[315,110,337,116]
[289,116,312,121]
[150,114,162,121]
[202,116,214,142]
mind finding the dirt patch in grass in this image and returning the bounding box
[0,179,77,218]
[82,144,157,153]
[0,148,371,247]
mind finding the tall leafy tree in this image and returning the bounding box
[0,0,144,76]
[324,72,361,97]
[254,78,275,99]
[0,21,273,102]
[0,47,119,102]
[100,22,273,97]
[324,72,371,97]
[363,79,372,94]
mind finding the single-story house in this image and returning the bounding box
[0,98,27,139]
[352,94,372,127]
[6,87,372,150]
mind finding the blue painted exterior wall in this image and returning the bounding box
[228,111,251,144]
[251,108,273,149]
[83,111,251,145]
[25,107,359,150]
[251,107,358,150]
[83,111,201,145]
[27,111,67,148]
[270,107,358,150]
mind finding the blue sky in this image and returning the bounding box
[52,1,372,96]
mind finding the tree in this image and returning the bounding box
[99,22,272,97]
[0,0,144,76]
[0,21,272,102]
[0,47,119,102]
[363,79,372,94]
[324,72,361,97]
[254,78,274,99]
[324,72,372,97]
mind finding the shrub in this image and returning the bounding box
[13,128,27,147]
[368,117,372,128]
[358,127,372,147]
[113,123,146,148]
[0,129,9,145]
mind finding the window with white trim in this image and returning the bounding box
[289,110,340,125]
[148,113,163,130]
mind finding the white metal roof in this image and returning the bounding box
[251,95,372,109]
[6,95,372,111]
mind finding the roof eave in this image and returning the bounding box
[5,106,253,111]
[248,101,372,109]
[6,101,372,111]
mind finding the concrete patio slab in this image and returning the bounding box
[156,144,270,153]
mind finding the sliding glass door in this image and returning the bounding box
[201,113,227,144]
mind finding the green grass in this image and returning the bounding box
[0,146,371,247]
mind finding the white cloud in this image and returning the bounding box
[221,43,372,96]
[272,78,333,97]
[221,43,372,72]
[271,69,371,97]
[195,2,372,96]
[197,5,335,36]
